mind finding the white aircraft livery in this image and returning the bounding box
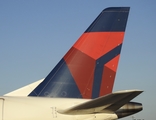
[0,7,143,120]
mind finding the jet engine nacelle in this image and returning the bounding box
[115,102,142,118]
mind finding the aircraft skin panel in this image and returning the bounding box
[105,55,120,72]
[2,96,83,120]
[85,7,129,32]
[28,58,82,98]
[73,32,125,60]
[92,44,122,98]
[99,66,116,96]
[64,47,95,98]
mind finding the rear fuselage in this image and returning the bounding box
[0,96,118,120]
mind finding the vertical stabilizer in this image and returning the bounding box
[29,7,130,99]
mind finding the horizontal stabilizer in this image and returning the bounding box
[58,90,143,115]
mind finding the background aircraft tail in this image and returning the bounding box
[29,7,130,99]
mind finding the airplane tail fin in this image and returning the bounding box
[29,7,130,99]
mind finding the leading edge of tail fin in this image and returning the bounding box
[29,7,130,99]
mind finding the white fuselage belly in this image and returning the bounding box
[0,96,117,120]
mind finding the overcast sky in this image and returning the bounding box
[0,1,156,120]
